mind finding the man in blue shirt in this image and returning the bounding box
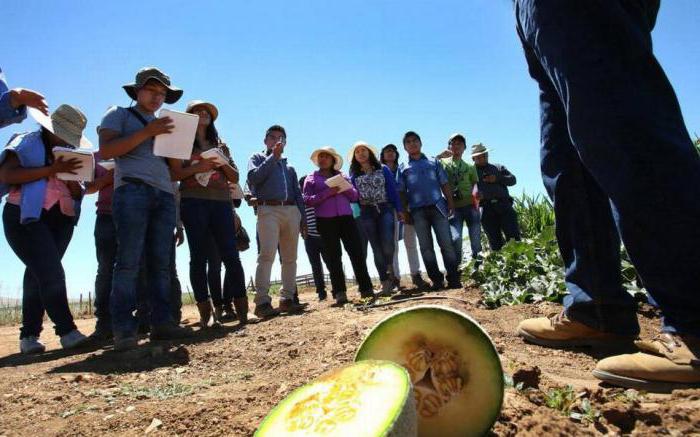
[247,125,305,317]
[398,131,461,290]
[0,67,48,128]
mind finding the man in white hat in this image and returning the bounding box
[0,67,48,128]
[471,143,520,251]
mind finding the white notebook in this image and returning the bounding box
[200,148,229,166]
[97,160,115,171]
[52,147,95,182]
[153,109,198,159]
[324,174,353,193]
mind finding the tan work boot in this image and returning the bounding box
[516,311,636,348]
[233,297,249,325]
[593,333,700,393]
[197,300,218,329]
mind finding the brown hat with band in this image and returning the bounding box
[186,100,219,121]
[122,67,183,104]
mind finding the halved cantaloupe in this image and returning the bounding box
[355,305,503,437]
[255,360,417,436]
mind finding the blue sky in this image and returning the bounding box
[1,1,698,299]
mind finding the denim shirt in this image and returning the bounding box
[0,68,27,129]
[398,153,448,213]
[247,151,305,218]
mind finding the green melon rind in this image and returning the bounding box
[354,305,504,436]
[255,360,417,437]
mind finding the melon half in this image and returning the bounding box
[255,360,417,436]
[355,305,504,437]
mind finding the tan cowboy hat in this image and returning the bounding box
[29,105,92,149]
[471,142,490,157]
[123,67,183,104]
[186,100,219,121]
[347,140,379,163]
[310,146,343,171]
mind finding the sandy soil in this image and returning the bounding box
[0,287,698,436]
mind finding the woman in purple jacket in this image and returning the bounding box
[303,147,374,304]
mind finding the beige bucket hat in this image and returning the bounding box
[29,105,92,149]
[310,146,344,171]
[186,100,219,121]
[123,67,183,104]
[347,140,379,163]
[471,142,490,157]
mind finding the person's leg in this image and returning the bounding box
[481,203,504,251]
[411,207,443,285]
[339,215,374,296]
[169,238,182,324]
[304,237,326,299]
[254,206,280,306]
[205,231,223,307]
[20,269,44,339]
[145,189,176,328]
[392,220,401,279]
[360,208,388,281]
[428,207,460,285]
[3,204,78,338]
[378,206,396,276]
[449,206,467,263]
[111,184,152,338]
[465,206,483,259]
[403,224,421,275]
[278,206,301,302]
[180,198,212,304]
[317,217,346,295]
[499,200,522,243]
[209,201,247,301]
[93,214,117,333]
[354,216,368,260]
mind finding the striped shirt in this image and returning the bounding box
[305,206,320,238]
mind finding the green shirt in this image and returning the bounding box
[440,158,478,207]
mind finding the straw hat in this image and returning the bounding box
[186,100,219,121]
[123,67,183,104]
[347,140,379,163]
[471,143,490,157]
[29,105,92,149]
[310,146,344,171]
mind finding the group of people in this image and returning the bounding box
[0,65,521,355]
[1,0,699,392]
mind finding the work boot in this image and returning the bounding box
[233,296,249,325]
[197,300,214,329]
[220,303,237,322]
[593,333,700,392]
[377,279,395,297]
[114,334,138,352]
[334,292,349,306]
[411,273,430,290]
[254,302,279,319]
[88,322,114,342]
[517,311,636,348]
[279,298,304,314]
[150,323,195,341]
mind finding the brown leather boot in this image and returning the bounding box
[517,311,636,348]
[197,300,213,329]
[234,297,249,325]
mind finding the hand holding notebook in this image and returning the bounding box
[52,147,95,182]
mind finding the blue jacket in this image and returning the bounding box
[246,151,305,219]
[0,67,27,128]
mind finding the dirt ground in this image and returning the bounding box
[0,286,698,436]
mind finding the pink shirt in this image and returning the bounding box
[302,171,358,218]
[7,176,76,217]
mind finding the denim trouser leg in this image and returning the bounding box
[304,236,327,296]
[354,216,368,261]
[207,201,247,301]
[205,231,223,305]
[360,205,396,281]
[449,207,468,263]
[94,213,117,329]
[431,209,460,284]
[3,204,77,339]
[412,207,444,284]
[170,239,183,324]
[112,184,174,337]
[465,206,482,258]
[517,0,700,335]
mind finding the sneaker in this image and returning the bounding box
[150,323,195,341]
[114,335,138,352]
[279,298,304,313]
[516,311,636,348]
[254,302,279,319]
[19,336,45,354]
[60,329,89,350]
[593,333,700,393]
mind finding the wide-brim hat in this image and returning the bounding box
[123,67,183,104]
[471,142,490,157]
[347,140,379,163]
[186,100,218,121]
[29,105,92,149]
[310,146,343,171]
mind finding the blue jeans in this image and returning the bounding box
[181,198,246,304]
[111,183,175,337]
[449,205,482,262]
[93,213,117,331]
[3,204,77,339]
[304,236,328,298]
[411,206,459,285]
[481,199,520,251]
[516,0,700,336]
[359,204,396,281]
[205,232,223,305]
